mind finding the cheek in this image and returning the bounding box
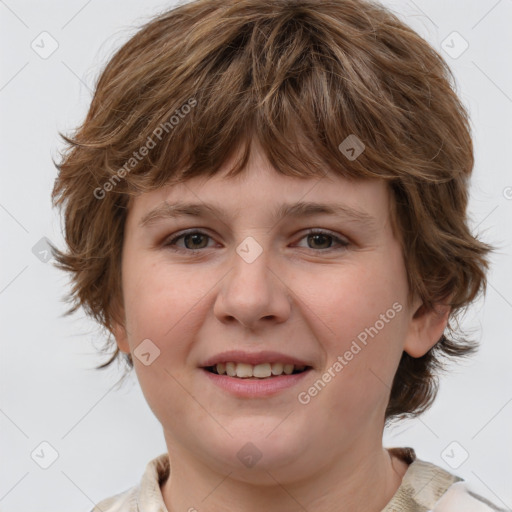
[121,260,207,420]
[122,258,206,342]
[304,258,406,345]
[301,253,408,403]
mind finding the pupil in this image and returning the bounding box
[309,234,330,249]
[185,233,207,249]
[185,234,331,250]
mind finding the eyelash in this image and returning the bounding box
[162,229,350,254]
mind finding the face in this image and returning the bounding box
[112,141,447,484]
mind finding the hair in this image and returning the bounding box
[50,0,494,422]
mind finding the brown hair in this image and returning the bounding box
[50,0,494,421]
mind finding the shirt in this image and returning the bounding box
[90,447,509,511]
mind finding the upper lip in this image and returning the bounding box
[200,350,312,368]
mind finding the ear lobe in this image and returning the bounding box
[109,301,130,354]
[111,321,130,353]
[403,301,451,358]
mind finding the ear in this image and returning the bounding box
[109,302,130,354]
[111,322,130,354]
[403,298,451,358]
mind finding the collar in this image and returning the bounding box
[382,447,462,511]
[136,447,461,512]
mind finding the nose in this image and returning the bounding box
[213,243,291,330]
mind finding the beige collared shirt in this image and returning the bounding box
[90,447,509,511]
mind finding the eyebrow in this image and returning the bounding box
[139,200,377,231]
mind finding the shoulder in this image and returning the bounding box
[433,481,510,512]
[385,447,510,512]
[88,452,170,512]
[89,485,138,512]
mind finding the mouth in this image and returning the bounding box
[203,362,311,379]
[200,361,313,398]
[199,350,314,397]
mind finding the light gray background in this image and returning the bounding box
[1,0,511,510]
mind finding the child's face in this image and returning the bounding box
[113,142,444,482]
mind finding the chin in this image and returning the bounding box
[202,430,312,480]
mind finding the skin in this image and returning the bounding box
[112,139,450,512]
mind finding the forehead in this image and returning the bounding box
[127,157,391,231]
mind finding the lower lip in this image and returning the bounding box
[201,368,311,398]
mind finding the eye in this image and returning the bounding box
[163,229,349,253]
[164,230,215,252]
[295,230,350,251]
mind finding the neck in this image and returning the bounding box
[161,439,409,512]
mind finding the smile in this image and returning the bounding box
[205,362,309,379]
[201,365,312,398]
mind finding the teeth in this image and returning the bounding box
[271,362,283,375]
[253,363,272,378]
[283,364,294,375]
[214,362,307,378]
[225,362,236,377]
[236,363,253,378]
